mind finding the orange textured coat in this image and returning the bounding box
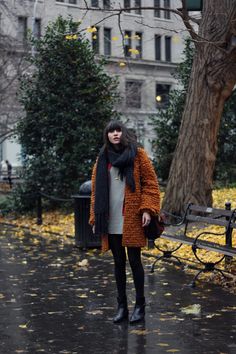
[89,148,161,252]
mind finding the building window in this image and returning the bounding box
[104,28,111,56]
[154,0,160,18]
[91,0,99,6]
[56,0,65,2]
[164,0,171,19]
[155,34,161,60]
[165,36,171,61]
[135,32,142,59]
[18,16,28,42]
[156,84,171,108]
[124,30,132,57]
[126,81,142,108]
[135,0,141,15]
[92,27,99,54]
[34,18,41,39]
[124,0,131,13]
[103,0,111,9]
[69,0,77,4]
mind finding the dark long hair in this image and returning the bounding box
[103,120,137,149]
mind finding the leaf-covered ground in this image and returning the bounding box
[0,187,235,292]
[1,222,235,353]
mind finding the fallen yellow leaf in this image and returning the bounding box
[158,343,169,347]
[181,304,201,315]
[78,259,89,267]
[19,321,30,329]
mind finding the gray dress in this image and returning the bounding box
[108,166,126,235]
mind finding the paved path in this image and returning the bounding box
[0,223,235,354]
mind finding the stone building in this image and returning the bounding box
[0,0,186,167]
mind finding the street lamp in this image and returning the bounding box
[178,0,203,11]
[185,0,203,11]
[31,0,39,56]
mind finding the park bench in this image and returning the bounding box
[149,203,236,287]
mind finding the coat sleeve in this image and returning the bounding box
[89,160,97,225]
[138,148,161,215]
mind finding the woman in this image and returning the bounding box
[89,121,160,324]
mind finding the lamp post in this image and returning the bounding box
[31,0,39,56]
[185,0,203,11]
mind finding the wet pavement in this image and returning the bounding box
[0,223,235,354]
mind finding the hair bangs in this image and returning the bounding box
[103,120,138,148]
[105,120,123,133]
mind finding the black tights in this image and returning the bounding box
[108,234,145,306]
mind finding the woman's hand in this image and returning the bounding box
[92,225,95,234]
[142,211,151,227]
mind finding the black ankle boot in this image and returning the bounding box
[113,304,129,323]
[129,304,145,324]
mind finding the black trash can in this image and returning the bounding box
[72,180,101,250]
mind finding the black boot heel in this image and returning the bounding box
[113,305,129,323]
[129,304,145,324]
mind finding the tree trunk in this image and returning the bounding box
[163,0,236,215]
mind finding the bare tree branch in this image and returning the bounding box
[66,3,228,52]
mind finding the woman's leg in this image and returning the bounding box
[108,234,128,323]
[127,247,145,323]
[127,247,145,305]
[108,234,127,304]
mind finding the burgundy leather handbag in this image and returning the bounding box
[144,215,165,240]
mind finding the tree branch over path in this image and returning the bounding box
[70,1,232,52]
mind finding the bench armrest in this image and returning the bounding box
[161,210,185,227]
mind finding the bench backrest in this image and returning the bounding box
[185,204,236,228]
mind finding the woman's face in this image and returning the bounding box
[108,129,122,145]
